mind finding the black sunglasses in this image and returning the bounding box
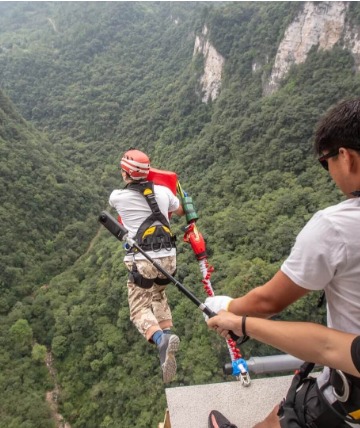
[318,148,340,170]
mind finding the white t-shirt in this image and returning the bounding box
[281,197,360,334]
[109,183,180,261]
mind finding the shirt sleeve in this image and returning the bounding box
[108,191,115,207]
[351,336,360,374]
[281,211,346,291]
[164,186,180,212]
[108,189,122,210]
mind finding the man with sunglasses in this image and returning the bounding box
[205,98,360,428]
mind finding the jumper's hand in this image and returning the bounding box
[207,310,244,339]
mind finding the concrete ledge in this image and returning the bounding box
[166,375,294,428]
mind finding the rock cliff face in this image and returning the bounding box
[264,1,360,95]
[194,2,360,101]
[193,25,225,103]
[344,21,360,70]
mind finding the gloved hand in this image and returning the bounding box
[203,296,233,321]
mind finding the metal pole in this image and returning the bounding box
[246,354,320,375]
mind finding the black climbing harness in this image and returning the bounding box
[126,181,177,288]
[126,181,176,252]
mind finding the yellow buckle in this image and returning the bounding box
[142,226,156,238]
[349,409,360,420]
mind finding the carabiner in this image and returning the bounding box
[238,371,251,387]
[332,370,350,402]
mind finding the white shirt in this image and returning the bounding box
[282,197,360,400]
[281,197,360,334]
[109,183,180,261]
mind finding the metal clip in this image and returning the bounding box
[238,371,251,387]
[332,370,350,402]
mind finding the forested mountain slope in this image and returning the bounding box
[0,90,102,299]
[0,88,104,428]
[1,2,360,427]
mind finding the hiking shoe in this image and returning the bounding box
[208,410,238,428]
[158,333,180,383]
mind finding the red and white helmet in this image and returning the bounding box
[120,149,150,180]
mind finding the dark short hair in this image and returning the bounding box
[314,98,360,155]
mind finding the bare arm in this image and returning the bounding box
[207,311,359,377]
[228,270,310,318]
[173,204,185,216]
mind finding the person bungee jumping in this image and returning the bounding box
[109,148,184,383]
[205,97,360,427]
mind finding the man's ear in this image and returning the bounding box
[346,148,360,173]
[339,148,354,172]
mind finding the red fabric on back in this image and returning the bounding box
[117,167,178,224]
[148,167,178,195]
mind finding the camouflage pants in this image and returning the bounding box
[124,256,176,341]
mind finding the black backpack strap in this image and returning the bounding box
[285,362,316,404]
[127,181,170,231]
[278,362,315,428]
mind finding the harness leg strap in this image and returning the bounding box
[154,269,177,285]
[129,264,154,289]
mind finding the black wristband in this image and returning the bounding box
[351,336,360,373]
[242,315,247,337]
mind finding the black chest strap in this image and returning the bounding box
[127,180,170,228]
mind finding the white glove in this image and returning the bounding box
[203,296,233,321]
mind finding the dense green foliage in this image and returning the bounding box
[1,1,360,427]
